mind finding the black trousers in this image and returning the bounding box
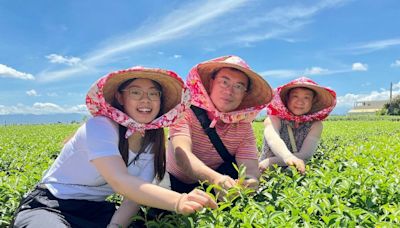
[169,173,201,193]
[11,185,116,228]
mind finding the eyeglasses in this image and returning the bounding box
[215,78,247,94]
[121,88,162,101]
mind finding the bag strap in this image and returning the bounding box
[286,124,298,153]
[190,106,235,163]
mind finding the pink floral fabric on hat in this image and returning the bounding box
[86,66,191,138]
[267,77,336,124]
[187,57,266,128]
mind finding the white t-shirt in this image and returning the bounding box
[41,116,155,201]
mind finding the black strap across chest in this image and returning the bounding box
[190,105,236,163]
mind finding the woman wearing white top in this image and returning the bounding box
[11,66,217,228]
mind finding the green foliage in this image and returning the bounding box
[0,124,79,227]
[1,121,400,227]
[381,95,400,115]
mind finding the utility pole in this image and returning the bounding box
[389,82,393,114]
[390,82,393,102]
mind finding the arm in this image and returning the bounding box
[91,156,217,217]
[260,119,323,173]
[260,116,305,173]
[108,198,140,228]
[263,116,295,160]
[171,135,236,189]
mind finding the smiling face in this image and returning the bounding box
[209,68,249,113]
[115,78,162,124]
[286,87,315,116]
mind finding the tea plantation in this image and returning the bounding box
[1,120,399,227]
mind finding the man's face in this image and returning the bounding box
[209,68,248,113]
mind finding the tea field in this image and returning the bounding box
[1,120,399,227]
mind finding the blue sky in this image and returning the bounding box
[1,0,399,116]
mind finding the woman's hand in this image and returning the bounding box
[175,189,218,215]
[239,175,259,189]
[259,159,270,172]
[285,157,305,174]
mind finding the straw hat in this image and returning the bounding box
[279,77,335,114]
[101,66,184,114]
[197,55,273,110]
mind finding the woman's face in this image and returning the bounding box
[287,87,315,116]
[116,78,161,124]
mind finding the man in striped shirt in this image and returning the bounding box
[166,56,273,194]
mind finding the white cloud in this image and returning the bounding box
[0,64,35,80]
[345,38,400,54]
[393,82,400,90]
[33,102,64,112]
[38,0,248,82]
[46,54,81,66]
[336,81,400,108]
[304,67,329,75]
[352,62,368,71]
[391,59,400,67]
[261,66,346,78]
[69,104,87,113]
[236,0,348,43]
[261,62,373,78]
[26,89,38,96]
[260,69,298,78]
[0,102,88,115]
[173,54,182,59]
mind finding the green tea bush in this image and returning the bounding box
[1,121,399,227]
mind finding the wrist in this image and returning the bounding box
[174,193,187,214]
[283,155,297,162]
[107,223,121,228]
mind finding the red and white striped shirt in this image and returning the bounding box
[166,109,258,183]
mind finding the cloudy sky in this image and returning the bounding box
[1,0,399,116]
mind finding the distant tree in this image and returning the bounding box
[380,95,400,115]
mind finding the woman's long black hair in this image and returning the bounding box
[112,78,166,181]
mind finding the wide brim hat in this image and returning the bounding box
[102,67,184,114]
[279,77,336,114]
[197,55,273,110]
[86,66,190,138]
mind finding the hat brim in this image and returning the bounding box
[103,70,183,114]
[197,62,273,110]
[280,84,335,114]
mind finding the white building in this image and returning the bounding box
[347,100,388,115]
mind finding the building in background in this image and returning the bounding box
[347,100,388,115]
